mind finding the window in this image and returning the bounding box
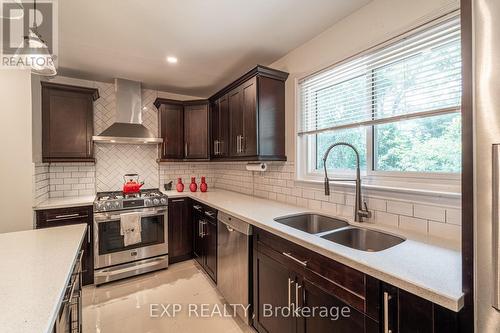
[297,15,461,188]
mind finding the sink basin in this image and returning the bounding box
[274,213,349,234]
[321,227,405,252]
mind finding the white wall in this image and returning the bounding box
[269,0,459,160]
[0,70,34,233]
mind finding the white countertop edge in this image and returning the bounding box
[43,224,87,333]
[33,195,95,210]
[164,190,464,312]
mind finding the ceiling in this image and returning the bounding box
[57,0,371,97]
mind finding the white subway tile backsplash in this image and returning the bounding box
[367,198,387,211]
[399,216,428,234]
[446,208,461,226]
[387,201,413,216]
[414,204,446,222]
[328,192,345,204]
[373,211,399,228]
[308,199,322,210]
[428,220,461,240]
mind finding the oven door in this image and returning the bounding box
[94,207,168,269]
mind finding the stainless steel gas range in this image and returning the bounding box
[93,189,168,285]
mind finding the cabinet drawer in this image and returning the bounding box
[37,206,92,226]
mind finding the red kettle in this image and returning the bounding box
[122,174,144,194]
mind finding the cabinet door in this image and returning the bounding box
[42,88,94,161]
[184,103,209,159]
[241,77,257,156]
[168,198,192,264]
[229,87,243,157]
[212,96,229,158]
[203,219,217,282]
[253,249,296,333]
[298,278,367,333]
[159,103,184,159]
[192,206,204,266]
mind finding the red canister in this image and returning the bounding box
[200,176,208,192]
[176,178,184,192]
[189,177,198,192]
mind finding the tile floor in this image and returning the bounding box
[83,260,255,333]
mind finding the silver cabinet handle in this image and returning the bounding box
[46,214,87,222]
[193,205,202,211]
[236,135,241,153]
[214,140,218,155]
[217,140,221,155]
[87,227,91,243]
[241,135,245,153]
[204,211,215,218]
[493,144,500,309]
[198,220,203,237]
[87,141,91,156]
[287,278,294,308]
[163,139,167,156]
[295,282,302,309]
[283,252,308,267]
[171,199,185,203]
[184,142,188,157]
[384,291,392,333]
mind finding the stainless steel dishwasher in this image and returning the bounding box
[217,211,252,324]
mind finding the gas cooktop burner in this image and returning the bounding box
[94,188,168,212]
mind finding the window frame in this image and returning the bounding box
[295,14,462,193]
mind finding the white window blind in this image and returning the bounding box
[298,15,461,136]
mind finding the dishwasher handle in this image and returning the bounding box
[218,212,252,235]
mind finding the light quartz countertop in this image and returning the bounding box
[163,189,463,312]
[0,224,87,333]
[33,195,95,210]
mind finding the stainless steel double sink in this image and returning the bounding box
[274,213,405,252]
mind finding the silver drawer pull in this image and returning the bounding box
[193,205,202,211]
[204,211,215,218]
[282,252,308,267]
[46,214,87,222]
[56,214,80,219]
[171,199,185,203]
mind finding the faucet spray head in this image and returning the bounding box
[324,177,330,196]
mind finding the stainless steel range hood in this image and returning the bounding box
[92,78,162,144]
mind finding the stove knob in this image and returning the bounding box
[105,202,112,210]
[95,203,103,211]
[160,198,167,205]
[144,199,152,206]
[153,198,160,205]
[113,201,120,209]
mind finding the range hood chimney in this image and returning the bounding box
[92,78,162,144]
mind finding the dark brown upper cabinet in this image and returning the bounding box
[211,95,229,158]
[154,99,209,161]
[210,65,289,161]
[157,100,184,159]
[184,102,209,159]
[41,82,99,163]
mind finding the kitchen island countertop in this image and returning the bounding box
[0,224,87,333]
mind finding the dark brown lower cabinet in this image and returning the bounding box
[167,198,192,264]
[382,283,460,333]
[191,201,217,282]
[254,249,296,333]
[36,206,94,286]
[252,227,460,333]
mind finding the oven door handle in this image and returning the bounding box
[94,209,167,223]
